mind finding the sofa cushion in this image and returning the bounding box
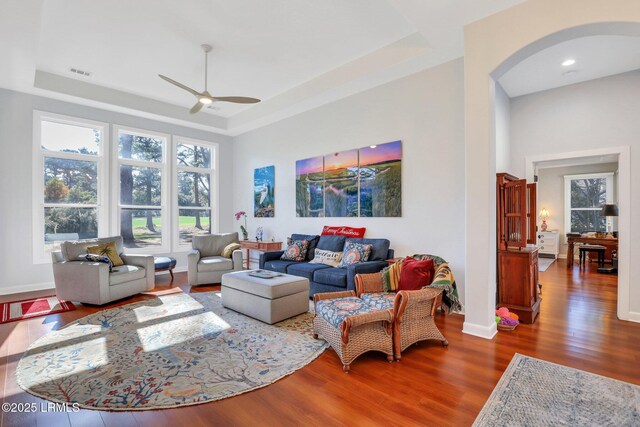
[61,236,125,262]
[316,297,373,329]
[345,238,390,261]
[316,235,346,252]
[313,267,348,288]
[109,265,145,286]
[192,233,239,257]
[264,260,298,273]
[361,292,395,311]
[309,248,343,267]
[286,262,331,281]
[281,239,309,262]
[337,242,372,268]
[198,256,233,272]
[291,234,320,261]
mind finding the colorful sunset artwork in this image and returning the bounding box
[296,156,324,217]
[359,140,402,217]
[324,149,359,217]
[295,140,402,217]
[254,166,275,217]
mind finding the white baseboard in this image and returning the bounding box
[0,281,55,296]
[625,311,640,323]
[462,321,497,339]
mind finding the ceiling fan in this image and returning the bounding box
[159,44,261,114]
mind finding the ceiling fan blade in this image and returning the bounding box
[213,96,261,104]
[159,74,201,97]
[189,102,205,114]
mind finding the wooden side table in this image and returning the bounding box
[239,240,283,269]
[385,257,403,266]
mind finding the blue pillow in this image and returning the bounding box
[81,254,113,271]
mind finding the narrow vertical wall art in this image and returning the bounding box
[254,165,275,217]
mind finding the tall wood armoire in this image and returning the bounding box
[496,173,541,324]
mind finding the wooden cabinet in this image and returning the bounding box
[497,246,541,324]
[537,231,559,258]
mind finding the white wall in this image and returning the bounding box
[233,59,466,306]
[537,162,618,256]
[510,70,640,314]
[0,88,234,294]
[495,83,511,172]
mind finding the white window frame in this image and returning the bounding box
[112,125,170,254]
[32,111,109,263]
[172,136,219,252]
[564,172,614,233]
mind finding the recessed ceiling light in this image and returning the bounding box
[562,59,576,67]
[369,145,377,149]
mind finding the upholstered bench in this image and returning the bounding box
[154,256,177,279]
[313,291,393,372]
[221,271,310,324]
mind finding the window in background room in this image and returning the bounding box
[564,173,614,233]
[33,112,108,262]
[116,126,168,251]
[174,138,217,248]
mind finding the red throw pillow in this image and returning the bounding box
[321,226,366,238]
[399,257,435,291]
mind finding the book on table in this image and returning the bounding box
[248,269,282,279]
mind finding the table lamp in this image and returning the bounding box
[601,204,618,232]
[539,208,550,232]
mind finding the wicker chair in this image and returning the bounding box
[355,273,448,361]
[313,290,394,372]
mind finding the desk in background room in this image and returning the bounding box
[566,235,618,268]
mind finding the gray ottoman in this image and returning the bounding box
[221,271,310,324]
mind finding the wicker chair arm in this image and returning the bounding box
[394,288,442,322]
[354,272,384,296]
[340,309,393,344]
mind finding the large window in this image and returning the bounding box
[115,127,168,251]
[34,112,219,262]
[174,138,216,248]
[564,173,614,233]
[33,112,108,262]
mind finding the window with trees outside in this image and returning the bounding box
[564,173,614,233]
[175,139,215,247]
[34,112,108,262]
[116,127,168,250]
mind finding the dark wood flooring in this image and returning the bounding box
[1,259,638,427]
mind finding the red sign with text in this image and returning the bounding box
[321,226,366,238]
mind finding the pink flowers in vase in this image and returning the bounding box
[235,211,248,240]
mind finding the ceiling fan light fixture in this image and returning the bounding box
[199,97,213,104]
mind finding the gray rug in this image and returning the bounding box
[473,353,640,426]
[538,257,556,272]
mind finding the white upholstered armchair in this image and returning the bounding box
[187,232,243,286]
[52,236,155,305]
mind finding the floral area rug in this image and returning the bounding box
[17,292,326,410]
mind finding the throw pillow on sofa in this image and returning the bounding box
[86,241,124,266]
[398,257,435,291]
[222,242,241,258]
[309,248,343,267]
[80,254,113,272]
[337,241,372,268]
[281,239,309,262]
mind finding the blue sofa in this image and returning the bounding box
[259,234,393,296]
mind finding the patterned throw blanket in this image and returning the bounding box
[381,254,462,314]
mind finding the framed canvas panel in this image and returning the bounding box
[254,165,275,217]
[324,149,359,217]
[359,140,402,217]
[295,157,324,217]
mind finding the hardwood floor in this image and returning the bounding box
[1,260,638,427]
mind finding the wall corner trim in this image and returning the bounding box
[462,321,497,340]
[0,281,55,296]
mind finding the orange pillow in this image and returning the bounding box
[399,257,434,291]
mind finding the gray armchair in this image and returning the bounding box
[52,236,155,305]
[187,232,243,286]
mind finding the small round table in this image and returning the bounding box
[154,256,177,279]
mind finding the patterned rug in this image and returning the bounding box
[17,292,326,410]
[473,353,640,426]
[0,295,75,324]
